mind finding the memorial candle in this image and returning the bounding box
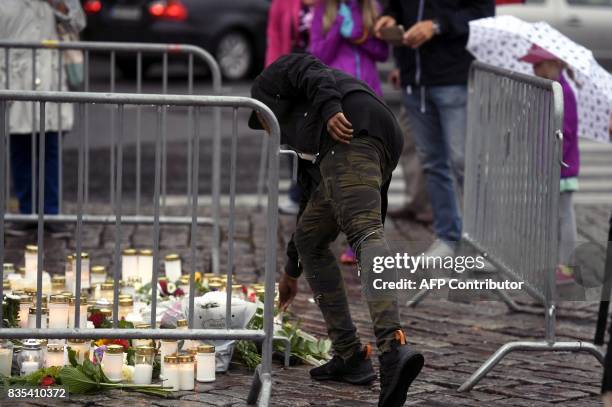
[133,346,155,385]
[178,354,195,390]
[121,249,138,282]
[162,356,179,391]
[137,249,153,285]
[71,252,90,290]
[102,345,124,383]
[160,339,178,379]
[66,339,89,364]
[196,344,216,382]
[90,266,107,286]
[27,307,47,329]
[48,295,69,329]
[24,245,38,284]
[164,254,182,282]
[45,344,65,368]
[18,295,33,328]
[0,340,14,376]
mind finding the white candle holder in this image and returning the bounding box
[162,355,179,391]
[66,339,90,364]
[71,253,90,290]
[24,245,38,284]
[178,354,195,390]
[0,340,14,376]
[196,344,216,382]
[27,307,48,329]
[48,295,69,329]
[164,254,182,282]
[45,344,65,368]
[133,346,155,385]
[90,266,107,286]
[137,250,153,285]
[159,339,178,379]
[121,249,138,282]
[102,345,124,383]
[18,295,33,328]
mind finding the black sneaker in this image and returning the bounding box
[310,344,377,385]
[378,330,424,407]
[5,222,36,237]
[45,223,72,239]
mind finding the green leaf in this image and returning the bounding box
[67,348,79,368]
[59,367,100,394]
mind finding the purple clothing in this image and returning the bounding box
[309,0,389,96]
[559,74,580,179]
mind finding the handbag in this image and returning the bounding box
[56,22,84,90]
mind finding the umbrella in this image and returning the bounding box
[467,15,612,143]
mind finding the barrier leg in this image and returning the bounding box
[258,372,272,407]
[273,335,292,367]
[247,364,263,405]
[458,340,605,392]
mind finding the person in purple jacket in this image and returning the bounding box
[310,0,389,264]
[309,0,389,97]
[520,45,580,283]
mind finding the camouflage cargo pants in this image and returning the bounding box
[294,136,402,358]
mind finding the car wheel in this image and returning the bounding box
[215,31,253,81]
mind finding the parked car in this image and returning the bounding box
[81,0,270,80]
[497,0,612,68]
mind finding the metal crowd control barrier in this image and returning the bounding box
[0,40,223,274]
[0,90,280,406]
[456,62,604,391]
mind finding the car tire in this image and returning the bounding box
[215,30,253,81]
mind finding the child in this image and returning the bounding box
[520,45,580,283]
[310,0,389,263]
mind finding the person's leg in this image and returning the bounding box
[393,106,431,217]
[294,185,361,359]
[318,137,401,353]
[43,132,60,215]
[558,191,577,266]
[403,88,461,242]
[9,134,33,214]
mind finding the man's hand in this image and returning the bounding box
[374,16,397,39]
[388,68,401,90]
[327,112,353,144]
[279,273,299,311]
[403,20,435,49]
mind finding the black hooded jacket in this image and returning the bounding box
[248,53,388,157]
[385,0,494,87]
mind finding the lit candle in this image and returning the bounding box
[19,341,42,376]
[99,282,115,302]
[27,307,48,329]
[164,254,182,282]
[45,344,65,368]
[90,266,107,286]
[0,340,14,376]
[102,345,124,383]
[66,339,89,364]
[196,344,216,382]
[24,245,38,284]
[178,354,195,390]
[162,355,179,391]
[133,346,155,385]
[133,324,155,348]
[118,297,133,321]
[121,249,138,282]
[71,252,90,290]
[48,295,69,329]
[138,249,153,285]
[159,339,178,379]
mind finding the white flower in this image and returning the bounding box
[122,365,135,382]
[167,282,177,294]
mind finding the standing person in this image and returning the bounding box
[310,0,389,264]
[249,53,424,407]
[266,0,317,215]
[1,0,85,238]
[387,67,432,224]
[374,0,494,257]
[519,46,581,283]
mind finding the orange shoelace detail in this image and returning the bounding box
[394,330,407,345]
[364,343,373,359]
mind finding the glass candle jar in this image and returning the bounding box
[99,282,115,302]
[133,324,155,348]
[159,339,178,379]
[196,344,216,382]
[67,296,88,329]
[121,249,138,282]
[71,252,90,290]
[133,346,155,385]
[66,339,89,364]
[178,354,195,390]
[203,273,216,284]
[121,278,140,298]
[138,249,153,285]
[45,343,65,368]
[208,282,223,292]
[3,263,15,275]
[65,255,74,294]
[162,355,179,391]
[0,340,14,376]
[164,254,182,282]
[118,297,133,321]
[18,295,33,328]
[48,294,69,329]
[231,284,245,300]
[90,266,107,286]
[19,340,42,376]
[3,280,11,296]
[27,307,48,329]
[24,245,38,284]
[102,344,124,383]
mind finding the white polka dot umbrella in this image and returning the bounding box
[468,15,612,143]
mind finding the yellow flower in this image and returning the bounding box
[195,271,202,282]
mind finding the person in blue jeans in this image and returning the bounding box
[375,0,494,257]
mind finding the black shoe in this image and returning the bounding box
[378,330,424,407]
[310,344,377,385]
[45,223,72,238]
[4,222,36,237]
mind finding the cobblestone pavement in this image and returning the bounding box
[3,203,611,406]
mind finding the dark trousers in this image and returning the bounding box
[10,132,60,215]
[294,137,401,358]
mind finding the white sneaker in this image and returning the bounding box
[423,239,456,258]
[278,199,300,215]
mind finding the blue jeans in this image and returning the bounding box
[402,85,466,242]
[10,132,60,215]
